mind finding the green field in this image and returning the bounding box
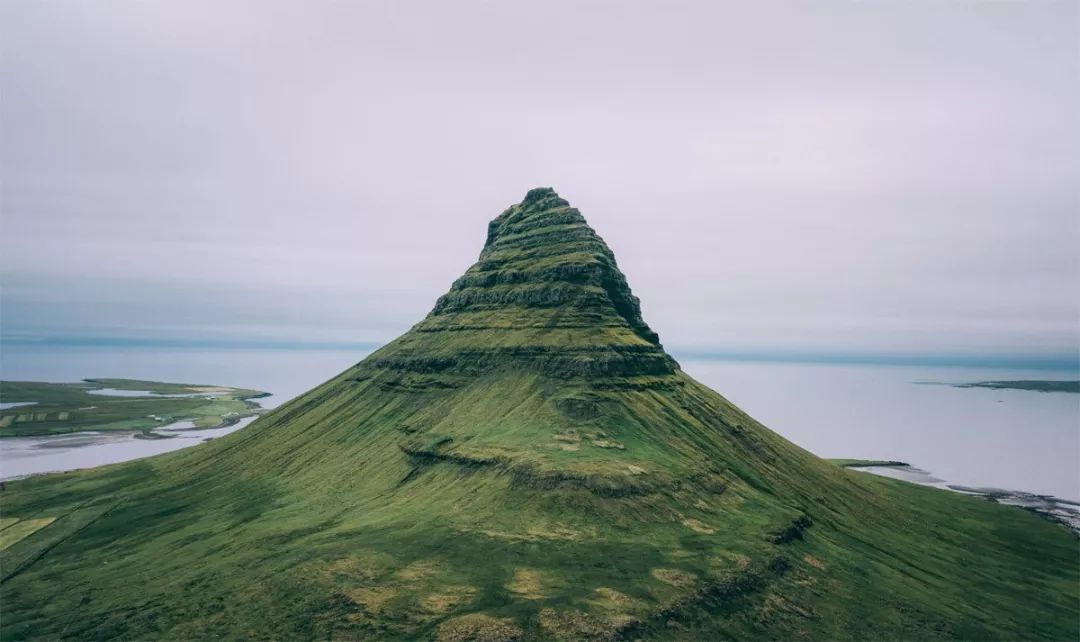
[0,189,1075,641]
[0,378,268,437]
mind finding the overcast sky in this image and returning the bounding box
[2,1,1077,361]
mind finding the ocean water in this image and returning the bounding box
[684,360,1079,500]
[1,346,1077,500]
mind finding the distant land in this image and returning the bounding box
[827,458,911,468]
[953,380,1079,393]
[0,379,268,438]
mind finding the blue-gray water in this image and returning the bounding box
[1,346,1077,500]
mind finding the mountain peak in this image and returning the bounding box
[365,189,673,384]
[483,187,573,251]
[521,186,566,207]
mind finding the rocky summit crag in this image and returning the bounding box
[367,187,673,383]
[1,189,1076,641]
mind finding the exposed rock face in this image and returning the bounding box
[361,187,677,382]
[470,187,660,345]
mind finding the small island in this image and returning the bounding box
[0,378,269,438]
[953,380,1079,393]
[828,458,911,468]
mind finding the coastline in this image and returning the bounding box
[836,459,1080,533]
[0,415,261,482]
[0,378,270,438]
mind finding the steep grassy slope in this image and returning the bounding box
[1,189,1076,641]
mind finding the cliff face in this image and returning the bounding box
[1,189,1076,642]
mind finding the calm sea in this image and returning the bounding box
[1,346,1077,500]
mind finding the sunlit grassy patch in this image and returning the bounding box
[0,517,55,551]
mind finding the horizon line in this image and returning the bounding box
[2,335,1077,372]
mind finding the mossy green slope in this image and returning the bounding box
[1,188,1076,641]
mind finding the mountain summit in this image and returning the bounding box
[1,190,1076,641]
[371,186,671,385]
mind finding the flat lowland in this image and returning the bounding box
[1,190,1076,641]
[0,378,268,437]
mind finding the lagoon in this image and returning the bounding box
[0,417,257,480]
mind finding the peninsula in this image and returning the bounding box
[0,378,268,438]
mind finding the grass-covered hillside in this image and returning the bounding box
[1,189,1076,641]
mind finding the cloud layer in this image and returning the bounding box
[2,1,1077,359]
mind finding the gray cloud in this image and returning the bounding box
[2,1,1077,358]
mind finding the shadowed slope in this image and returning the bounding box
[1,189,1076,641]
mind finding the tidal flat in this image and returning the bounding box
[0,416,259,481]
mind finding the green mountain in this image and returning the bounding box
[1,188,1076,641]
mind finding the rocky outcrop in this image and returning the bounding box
[358,187,676,382]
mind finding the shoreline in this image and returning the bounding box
[0,415,261,482]
[0,378,270,439]
[838,459,1080,533]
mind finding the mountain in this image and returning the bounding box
[1,188,1076,641]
